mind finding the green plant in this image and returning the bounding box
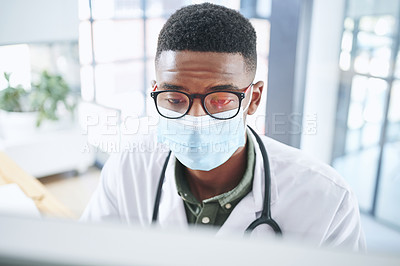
[0,72,29,112]
[30,70,76,127]
[0,71,76,127]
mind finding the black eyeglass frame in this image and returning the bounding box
[150,85,251,120]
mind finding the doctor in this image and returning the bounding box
[82,3,365,250]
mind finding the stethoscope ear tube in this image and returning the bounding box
[246,126,282,235]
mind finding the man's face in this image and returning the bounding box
[154,51,261,117]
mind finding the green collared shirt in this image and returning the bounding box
[175,133,255,227]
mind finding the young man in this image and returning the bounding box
[82,3,365,250]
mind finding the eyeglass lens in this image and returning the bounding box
[156,91,240,119]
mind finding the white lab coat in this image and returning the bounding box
[81,130,366,250]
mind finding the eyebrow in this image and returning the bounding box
[160,84,187,91]
[208,84,240,91]
[160,83,240,92]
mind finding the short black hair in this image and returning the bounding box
[156,3,257,73]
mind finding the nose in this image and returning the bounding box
[187,98,207,117]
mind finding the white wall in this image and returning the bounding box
[0,0,79,45]
[300,0,346,164]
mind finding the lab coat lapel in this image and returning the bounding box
[157,154,188,229]
[216,191,257,236]
[250,130,279,209]
[217,131,279,236]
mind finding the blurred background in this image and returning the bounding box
[0,0,399,255]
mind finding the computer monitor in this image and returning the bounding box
[0,215,399,266]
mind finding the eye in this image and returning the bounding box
[160,92,187,105]
[167,98,184,104]
[209,96,236,109]
[210,99,233,106]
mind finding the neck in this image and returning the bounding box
[184,135,248,201]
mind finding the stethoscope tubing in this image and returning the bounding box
[245,126,282,235]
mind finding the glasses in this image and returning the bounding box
[151,83,252,120]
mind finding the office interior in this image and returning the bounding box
[0,0,399,260]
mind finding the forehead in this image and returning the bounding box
[155,51,250,88]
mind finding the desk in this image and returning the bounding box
[0,152,75,218]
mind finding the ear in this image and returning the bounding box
[247,81,264,115]
[151,80,157,89]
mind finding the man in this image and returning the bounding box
[82,3,365,250]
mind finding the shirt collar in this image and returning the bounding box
[174,132,256,208]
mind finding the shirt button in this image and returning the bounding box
[201,217,210,224]
[225,203,232,209]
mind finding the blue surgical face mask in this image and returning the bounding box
[157,86,252,171]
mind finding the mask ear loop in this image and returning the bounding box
[243,84,253,113]
[239,84,253,130]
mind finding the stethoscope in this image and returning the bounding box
[151,125,282,235]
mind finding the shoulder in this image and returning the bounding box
[82,131,170,223]
[120,131,170,164]
[258,135,365,248]
[259,135,350,193]
[103,131,170,185]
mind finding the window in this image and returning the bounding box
[332,0,400,228]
